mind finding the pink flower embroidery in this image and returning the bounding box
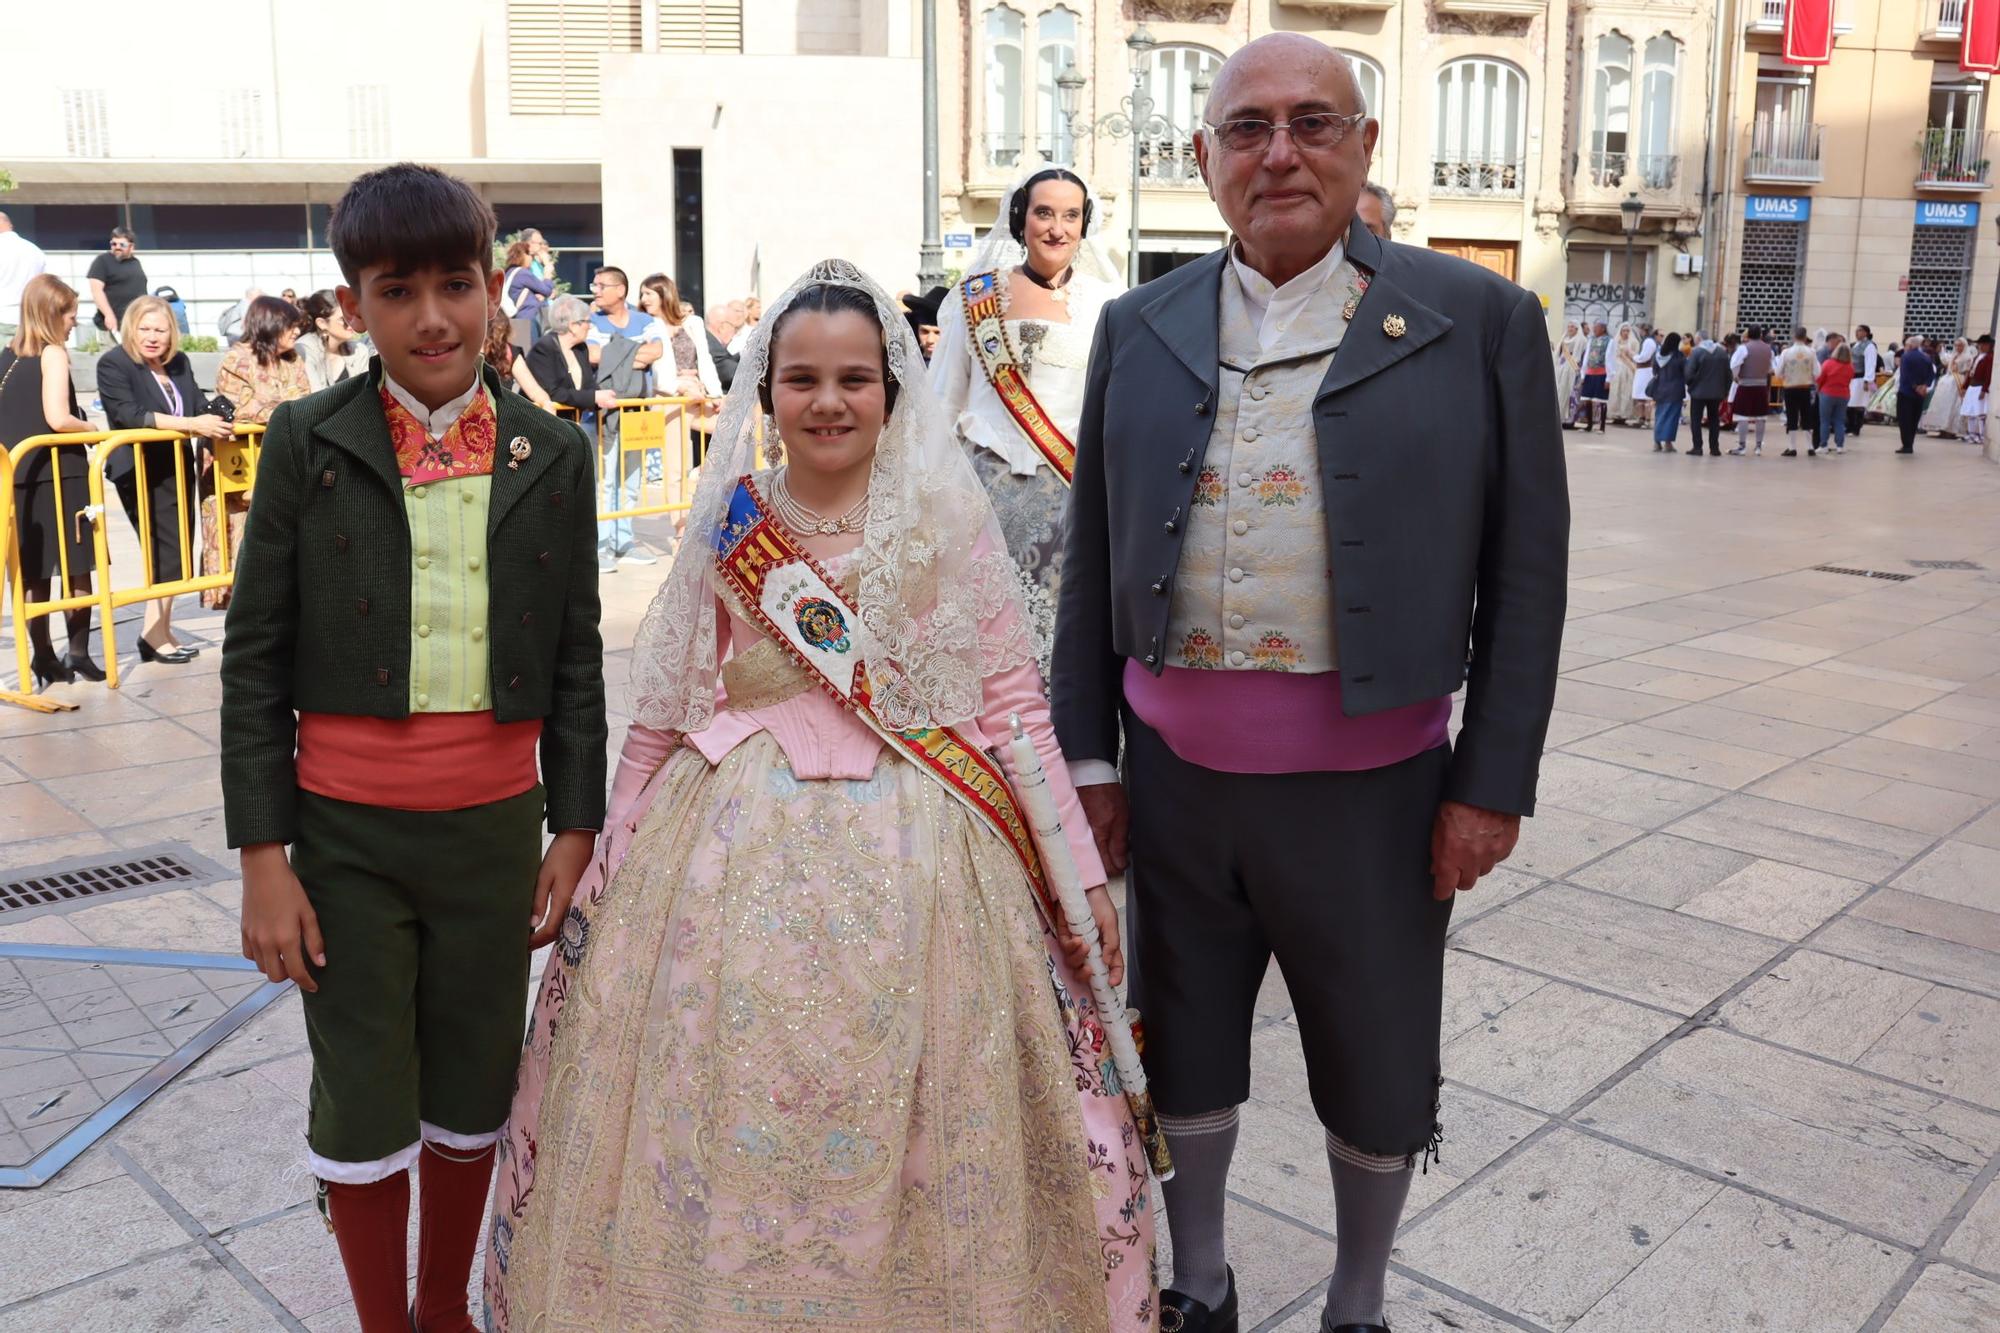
[1254,464,1306,507]
[1178,628,1223,669]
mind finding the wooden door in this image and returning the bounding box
[1429,239,1518,281]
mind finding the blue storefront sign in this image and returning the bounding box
[944,232,974,249]
[1745,195,1811,223]
[1916,200,1979,228]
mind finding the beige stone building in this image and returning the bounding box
[936,0,1719,338]
[1708,0,2000,341]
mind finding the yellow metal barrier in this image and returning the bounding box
[87,424,264,690]
[0,444,74,711]
[592,395,714,522]
[8,431,122,700]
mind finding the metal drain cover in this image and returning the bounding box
[0,847,226,922]
[1907,559,1985,571]
[1812,564,1919,582]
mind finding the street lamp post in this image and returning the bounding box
[1056,25,1210,288]
[1619,192,1645,328]
[916,0,947,290]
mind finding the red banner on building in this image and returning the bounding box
[1783,0,1836,65]
[1966,0,2000,75]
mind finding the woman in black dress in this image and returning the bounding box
[2,275,99,687]
[96,294,234,663]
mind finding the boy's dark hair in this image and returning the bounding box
[243,296,304,368]
[327,162,496,287]
[758,283,900,418]
[110,225,136,244]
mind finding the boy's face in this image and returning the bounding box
[338,261,502,409]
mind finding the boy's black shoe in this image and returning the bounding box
[1160,1268,1238,1333]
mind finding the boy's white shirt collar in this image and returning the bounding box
[1229,239,1346,352]
[382,371,484,440]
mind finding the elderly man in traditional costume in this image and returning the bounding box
[1053,34,1569,1333]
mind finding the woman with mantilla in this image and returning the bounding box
[932,167,1124,674]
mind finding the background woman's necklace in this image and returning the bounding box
[771,467,869,535]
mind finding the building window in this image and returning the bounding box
[1341,51,1383,119]
[796,0,861,54]
[984,7,1025,167]
[674,148,706,315]
[1923,72,1989,186]
[1434,58,1527,196]
[1564,243,1650,327]
[1589,33,1632,188]
[659,0,744,51]
[1139,44,1223,186]
[1905,223,1973,337]
[1747,61,1821,181]
[218,90,266,159]
[61,89,110,158]
[1036,8,1078,164]
[1637,38,1680,190]
[506,0,645,115]
[1736,218,1806,335]
[348,86,390,158]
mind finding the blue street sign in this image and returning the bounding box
[1745,195,1810,223]
[1916,200,1979,228]
[944,232,974,249]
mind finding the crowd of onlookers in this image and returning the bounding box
[1556,318,1992,460]
[1,216,763,692]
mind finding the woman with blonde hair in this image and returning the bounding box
[96,293,234,662]
[0,274,99,686]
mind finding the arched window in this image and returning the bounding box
[1589,32,1632,187]
[1036,7,1078,164]
[1434,58,1528,195]
[1139,44,1223,185]
[985,7,1024,168]
[1639,36,1680,189]
[1341,50,1384,119]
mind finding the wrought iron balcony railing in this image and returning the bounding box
[1917,126,1992,188]
[1432,154,1525,196]
[1745,120,1824,183]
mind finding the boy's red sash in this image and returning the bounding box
[960,271,1076,484]
[712,475,1057,927]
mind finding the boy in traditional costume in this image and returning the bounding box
[222,163,605,1333]
[484,259,1158,1331]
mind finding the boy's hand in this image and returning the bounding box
[531,830,597,948]
[1055,884,1125,989]
[240,843,324,992]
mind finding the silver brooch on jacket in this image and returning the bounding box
[507,437,532,470]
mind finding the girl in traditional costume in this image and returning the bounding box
[932,168,1124,674]
[484,259,1158,1332]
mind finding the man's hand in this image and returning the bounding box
[240,843,323,991]
[531,830,597,948]
[1077,782,1129,877]
[1430,800,1521,901]
[1055,883,1125,987]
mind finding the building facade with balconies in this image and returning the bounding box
[936,0,1576,335]
[1560,0,1718,337]
[1709,0,2000,341]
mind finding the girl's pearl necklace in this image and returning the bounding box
[770,467,869,536]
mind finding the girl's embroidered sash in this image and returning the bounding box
[712,475,1057,926]
[960,271,1076,484]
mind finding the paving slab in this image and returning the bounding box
[1877,1263,2000,1331]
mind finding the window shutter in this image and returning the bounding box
[508,0,645,116]
[61,89,110,158]
[219,89,267,159]
[349,85,391,158]
[660,0,744,52]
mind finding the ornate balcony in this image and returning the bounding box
[984,133,1024,171]
[1138,133,1204,188]
[1922,0,1966,40]
[1432,155,1525,197]
[1917,126,1992,190]
[1745,120,1824,184]
[1747,0,1784,32]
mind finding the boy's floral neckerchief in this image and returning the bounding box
[379,383,497,485]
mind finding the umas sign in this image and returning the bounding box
[1746,196,1811,222]
[1916,201,1980,228]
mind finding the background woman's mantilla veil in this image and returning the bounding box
[629,259,1037,734]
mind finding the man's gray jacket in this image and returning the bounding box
[1050,220,1569,817]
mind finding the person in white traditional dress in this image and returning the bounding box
[1553,320,1582,421]
[932,168,1125,674]
[1609,322,1637,423]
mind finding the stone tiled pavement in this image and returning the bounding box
[2,428,1999,1331]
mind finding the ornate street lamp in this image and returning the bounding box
[1619,191,1645,327]
[1058,23,1203,287]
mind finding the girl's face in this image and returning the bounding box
[1023,179,1086,276]
[769,309,888,481]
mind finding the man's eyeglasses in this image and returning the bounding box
[1204,111,1367,154]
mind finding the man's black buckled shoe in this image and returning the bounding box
[1159,1266,1238,1333]
[1327,1324,1393,1332]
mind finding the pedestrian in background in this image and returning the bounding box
[1648,332,1686,453]
[296,290,371,391]
[206,295,309,609]
[1896,334,1935,454]
[1610,322,1637,424]
[1,274,100,687]
[1921,336,1967,436]
[218,287,263,345]
[1777,327,1817,456]
[1730,326,1774,456]
[1847,325,1879,437]
[523,293,614,419]
[0,210,48,340]
[87,225,148,336]
[1576,320,1611,431]
[1631,323,1658,430]
[499,238,555,354]
[1685,330,1731,456]
[1961,332,1992,452]
[702,302,740,392]
[1814,341,1853,457]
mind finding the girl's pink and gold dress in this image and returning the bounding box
[485,549,1156,1331]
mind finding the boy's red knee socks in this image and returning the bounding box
[413,1141,498,1333]
[324,1172,412,1333]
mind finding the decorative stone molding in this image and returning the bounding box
[1534,193,1566,236]
[1391,191,1421,238]
[1275,0,1396,13]
[1134,0,1236,20]
[1434,0,1545,14]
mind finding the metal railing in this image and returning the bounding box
[1749,0,1784,28]
[1927,0,1966,35]
[1637,154,1680,189]
[1586,150,1627,187]
[1746,120,1825,182]
[1035,133,1075,167]
[1917,126,1992,188]
[1138,133,1203,186]
[1432,155,1526,196]
[984,132,1025,169]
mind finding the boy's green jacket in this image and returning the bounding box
[220,360,608,847]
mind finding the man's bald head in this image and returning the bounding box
[0,212,12,233]
[1204,33,1367,125]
